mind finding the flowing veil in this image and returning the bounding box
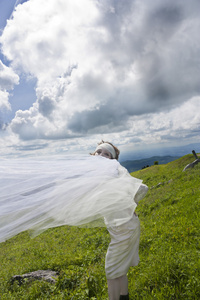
[0,155,142,242]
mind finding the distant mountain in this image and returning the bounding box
[119,142,200,162]
[121,155,180,172]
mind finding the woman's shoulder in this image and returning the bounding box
[118,164,129,174]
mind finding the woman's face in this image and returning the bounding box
[95,148,112,159]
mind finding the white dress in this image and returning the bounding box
[105,166,148,279]
[0,156,146,243]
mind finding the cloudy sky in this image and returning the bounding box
[0,0,200,158]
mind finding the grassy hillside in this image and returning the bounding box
[0,154,199,299]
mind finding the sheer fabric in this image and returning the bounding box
[105,215,140,279]
[105,183,148,279]
[0,155,142,242]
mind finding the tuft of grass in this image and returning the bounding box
[0,154,200,299]
[0,226,109,299]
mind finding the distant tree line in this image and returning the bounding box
[142,165,149,169]
[142,161,159,169]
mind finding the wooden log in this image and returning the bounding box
[183,150,200,171]
[192,150,198,160]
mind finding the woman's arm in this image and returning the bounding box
[134,184,148,204]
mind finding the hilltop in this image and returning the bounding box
[0,154,199,299]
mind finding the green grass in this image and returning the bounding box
[0,154,200,299]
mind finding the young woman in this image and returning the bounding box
[0,141,148,299]
[92,141,148,300]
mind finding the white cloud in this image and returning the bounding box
[0,90,10,110]
[0,0,200,155]
[0,60,19,109]
[125,96,200,145]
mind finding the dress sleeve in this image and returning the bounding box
[134,184,148,204]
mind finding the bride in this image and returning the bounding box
[0,140,148,300]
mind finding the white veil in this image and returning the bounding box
[0,155,142,242]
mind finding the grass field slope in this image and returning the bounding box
[0,154,199,299]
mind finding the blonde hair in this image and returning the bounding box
[91,140,120,160]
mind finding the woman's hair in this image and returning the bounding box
[91,140,120,160]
